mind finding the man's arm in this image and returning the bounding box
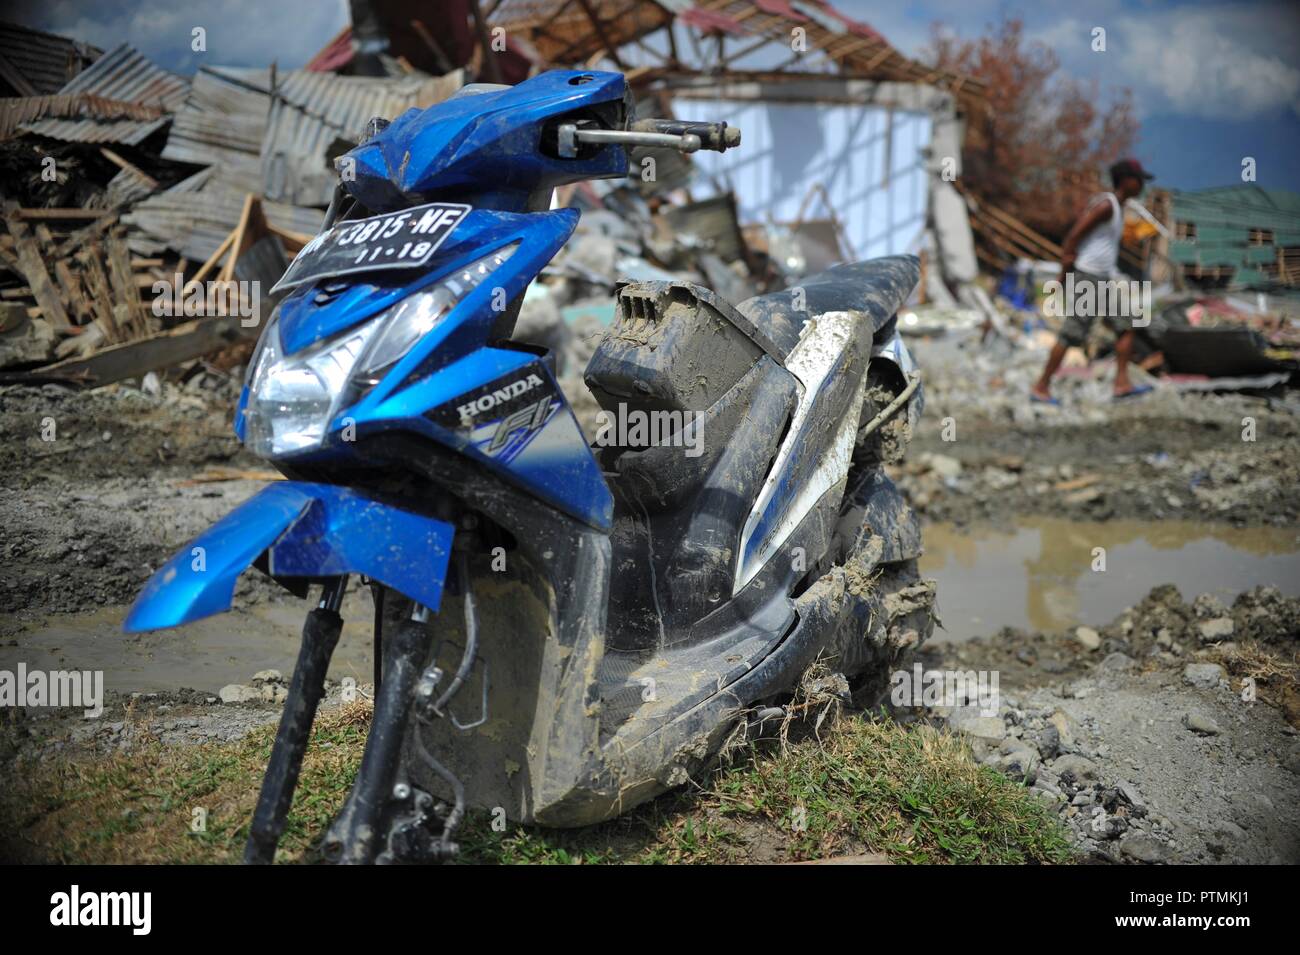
[1058,198,1113,279]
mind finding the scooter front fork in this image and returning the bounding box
[244,576,348,865]
[322,604,434,864]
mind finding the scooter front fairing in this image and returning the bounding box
[122,482,454,633]
[126,202,607,634]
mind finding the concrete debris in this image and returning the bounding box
[1074,627,1102,651]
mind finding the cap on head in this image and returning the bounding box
[1110,158,1155,187]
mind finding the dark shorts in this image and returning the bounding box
[1057,271,1131,348]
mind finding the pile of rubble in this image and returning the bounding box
[0,2,994,394]
[0,22,466,388]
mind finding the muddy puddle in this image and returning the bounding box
[0,591,376,694]
[921,517,1300,642]
[4,516,1297,690]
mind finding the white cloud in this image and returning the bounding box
[1026,3,1300,121]
[1120,10,1300,120]
[16,0,349,72]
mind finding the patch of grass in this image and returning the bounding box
[0,702,371,864]
[459,717,1075,865]
[2,708,1074,865]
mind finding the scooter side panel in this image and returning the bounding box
[361,347,614,530]
[123,482,454,633]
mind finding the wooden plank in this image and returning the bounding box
[575,0,627,69]
[53,215,118,259]
[468,0,505,81]
[190,228,236,286]
[267,223,313,255]
[80,243,119,342]
[16,208,114,221]
[33,222,86,323]
[219,194,269,285]
[970,217,1028,263]
[107,232,146,340]
[99,148,159,190]
[0,243,20,278]
[977,199,1064,258]
[3,202,72,330]
[32,223,57,252]
[53,260,90,323]
[1,314,256,388]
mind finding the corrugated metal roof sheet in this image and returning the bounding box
[1168,187,1300,288]
[1172,186,1300,231]
[21,43,188,145]
[102,163,159,208]
[0,92,163,140]
[261,69,462,206]
[124,169,323,262]
[160,67,271,170]
[0,20,101,96]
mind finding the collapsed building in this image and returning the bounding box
[0,2,995,387]
[0,2,1293,391]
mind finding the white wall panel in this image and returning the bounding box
[673,99,931,263]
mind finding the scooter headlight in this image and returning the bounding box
[243,242,518,459]
[354,242,517,383]
[243,315,380,458]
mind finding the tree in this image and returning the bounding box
[927,16,1138,239]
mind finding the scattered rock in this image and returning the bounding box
[1182,663,1225,689]
[926,453,963,479]
[218,684,260,704]
[1034,724,1061,760]
[1121,833,1172,864]
[1183,712,1221,736]
[947,711,1006,741]
[1192,594,1229,619]
[1048,710,1076,747]
[1197,618,1235,643]
[1074,626,1102,651]
[258,684,288,704]
[1098,652,1135,673]
[1051,754,1100,784]
[996,741,1040,783]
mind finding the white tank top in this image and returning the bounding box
[1074,192,1123,277]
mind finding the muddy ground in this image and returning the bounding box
[0,378,276,619]
[916,584,1300,864]
[892,331,1300,528]
[0,323,1297,863]
[890,329,1300,863]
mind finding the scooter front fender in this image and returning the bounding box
[123,482,455,633]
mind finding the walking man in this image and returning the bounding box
[1032,159,1155,404]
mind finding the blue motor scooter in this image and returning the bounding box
[126,70,933,863]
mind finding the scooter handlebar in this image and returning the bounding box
[629,119,741,152]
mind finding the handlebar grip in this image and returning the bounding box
[631,119,741,152]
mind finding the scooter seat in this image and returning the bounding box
[735,255,919,357]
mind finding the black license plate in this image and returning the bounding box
[272,201,472,293]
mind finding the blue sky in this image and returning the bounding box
[839,0,1300,191]
[11,0,1299,191]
